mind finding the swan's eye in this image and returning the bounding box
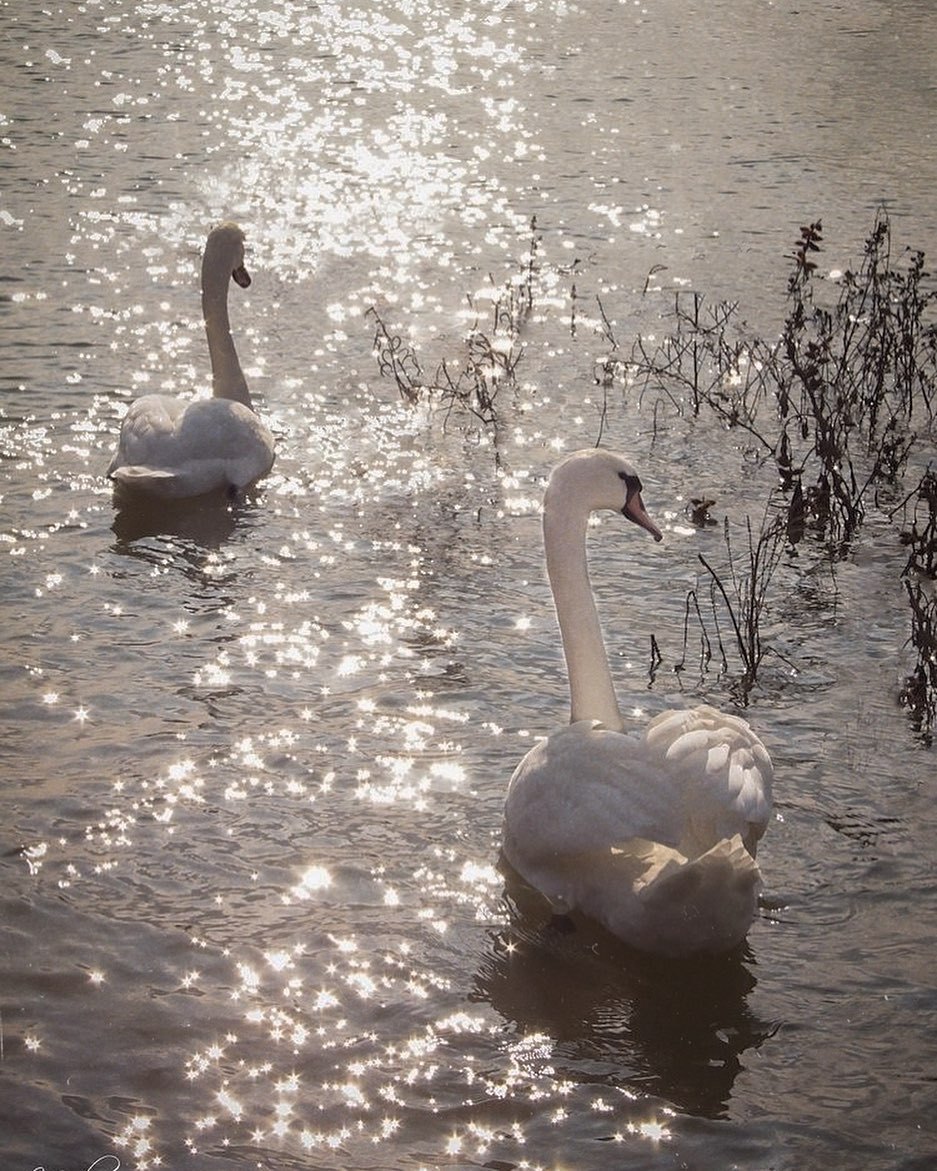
[618,471,642,494]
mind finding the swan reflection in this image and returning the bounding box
[474,878,776,1119]
[109,484,245,550]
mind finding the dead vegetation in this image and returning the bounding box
[367,217,540,430]
[614,212,936,721]
[369,209,937,733]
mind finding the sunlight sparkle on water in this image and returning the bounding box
[459,860,500,887]
[625,1116,673,1143]
[290,865,332,901]
[264,950,295,973]
[0,4,809,1166]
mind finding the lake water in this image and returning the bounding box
[2,0,936,1168]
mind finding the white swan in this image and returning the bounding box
[502,449,773,957]
[107,222,275,498]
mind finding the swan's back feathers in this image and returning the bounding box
[108,395,274,498]
[503,706,773,955]
[644,704,773,853]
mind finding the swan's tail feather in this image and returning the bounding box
[598,833,762,955]
[630,834,759,900]
[110,466,179,487]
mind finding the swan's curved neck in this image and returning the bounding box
[543,501,624,732]
[202,255,251,408]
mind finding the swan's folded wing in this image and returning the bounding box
[505,721,685,859]
[623,833,759,897]
[121,395,185,437]
[644,704,773,847]
[604,833,762,954]
[108,466,181,488]
[610,836,687,889]
[108,395,186,474]
[502,835,678,918]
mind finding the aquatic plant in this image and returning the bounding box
[777,215,930,549]
[675,510,788,700]
[610,211,937,695]
[898,469,937,743]
[368,217,540,428]
[623,211,937,555]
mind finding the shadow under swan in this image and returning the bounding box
[472,869,778,1120]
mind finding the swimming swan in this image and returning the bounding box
[107,222,275,498]
[502,449,773,957]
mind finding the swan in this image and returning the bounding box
[107,222,275,498]
[502,449,773,957]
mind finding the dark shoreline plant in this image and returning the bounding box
[612,211,936,708]
[898,469,937,743]
[622,211,936,555]
[694,512,788,697]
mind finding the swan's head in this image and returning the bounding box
[546,449,663,541]
[206,221,251,289]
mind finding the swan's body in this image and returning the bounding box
[502,449,773,957]
[107,222,275,498]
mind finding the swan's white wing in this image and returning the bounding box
[503,720,690,918]
[504,721,685,862]
[643,704,773,856]
[107,395,184,471]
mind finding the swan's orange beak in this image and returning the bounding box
[233,264,252,288]
[624,491,663,542]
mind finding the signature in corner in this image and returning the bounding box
[33,1158,121,1171]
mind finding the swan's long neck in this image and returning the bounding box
[202,255,251,408]
[543,501,624,732]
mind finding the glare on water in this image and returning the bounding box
[2,0,937,1168]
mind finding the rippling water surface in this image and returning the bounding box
[3,1,936,1168]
